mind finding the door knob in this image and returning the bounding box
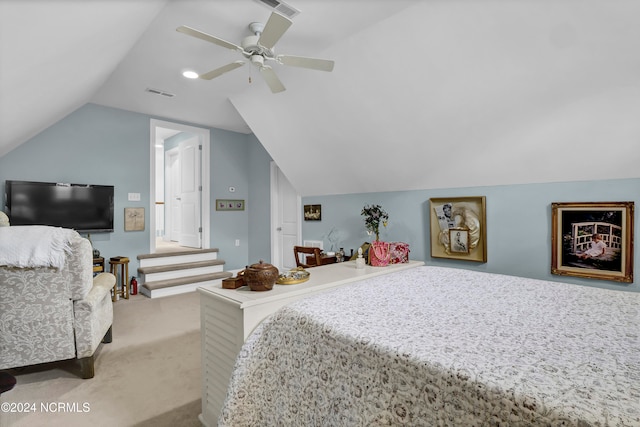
[277,227,282,231]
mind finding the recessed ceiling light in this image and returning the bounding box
[182,70,199,79]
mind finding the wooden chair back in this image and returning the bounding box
[293,246,322,268]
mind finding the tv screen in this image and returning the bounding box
[5,180,114,233]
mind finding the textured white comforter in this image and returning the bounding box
[220,266,640,426]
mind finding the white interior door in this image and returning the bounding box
[271,163,300,271]
[166,148,180,241]
[178,137,201,248]
[150,119,211,254]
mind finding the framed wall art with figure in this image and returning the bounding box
[551,201,634,283]
[429,196,487,262]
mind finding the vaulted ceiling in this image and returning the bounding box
[1,0,639,196]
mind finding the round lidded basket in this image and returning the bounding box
[245,260,279,291]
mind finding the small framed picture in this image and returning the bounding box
[449,228,470,254]
[216,199,245,211]
[304,204,321,221]
[124,207,145,231]
[551,201,634,283]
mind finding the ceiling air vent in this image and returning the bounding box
[253,0,300,19]
[145,88,175,98]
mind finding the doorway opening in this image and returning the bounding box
[149,119,211,254]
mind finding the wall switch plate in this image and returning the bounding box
[235,239,240,247]
[128,193,141,201]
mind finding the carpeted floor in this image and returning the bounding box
[0,291,203,427]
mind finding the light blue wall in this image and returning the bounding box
[210,127,250,268]
[302,178,640,292]
[247,133,273,264]
[2,102,636,292]
[0,103,272,272]
[0,104,150,271]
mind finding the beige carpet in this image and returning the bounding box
[0,291,203,427]
[154,239,201,254]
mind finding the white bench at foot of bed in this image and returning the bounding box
[197,260,424,427]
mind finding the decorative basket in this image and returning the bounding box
[245,260,279,291]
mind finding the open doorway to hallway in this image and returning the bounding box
[149,119,211,254]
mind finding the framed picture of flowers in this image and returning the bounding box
[551,201,634,283]
[429,196,487,262]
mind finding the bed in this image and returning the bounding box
[218,266,639,426]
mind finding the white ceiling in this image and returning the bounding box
[1,0,639,196]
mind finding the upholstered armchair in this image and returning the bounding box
[0,226,114,378]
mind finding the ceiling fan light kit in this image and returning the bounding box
[182,70,199,79]
[177,11,334,93]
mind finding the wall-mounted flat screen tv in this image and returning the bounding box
[5,180,114,233]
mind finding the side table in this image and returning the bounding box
[93,257,105,274]
[109,256,130,301]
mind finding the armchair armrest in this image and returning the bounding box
[73,272,115,362]
[75,273,116,310]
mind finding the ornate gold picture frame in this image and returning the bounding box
[551,201,634,283]
[429,196,487,262]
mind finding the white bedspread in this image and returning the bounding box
[220,266,640,426]
[0,225,78,269]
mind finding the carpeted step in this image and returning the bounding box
[137,249,221,269]
[136,253,231,298]
[143,271,233,291]
[137,248,219,260]
[138,259,225,275]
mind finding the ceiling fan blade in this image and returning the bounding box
[257,12,292,49]
[259,66,286,93]
[199,61,245,80]
[176,25,242,51]
[277,55,335,72]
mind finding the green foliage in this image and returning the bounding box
[361,204,389,236]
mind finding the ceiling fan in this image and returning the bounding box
[177,12,335,93]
